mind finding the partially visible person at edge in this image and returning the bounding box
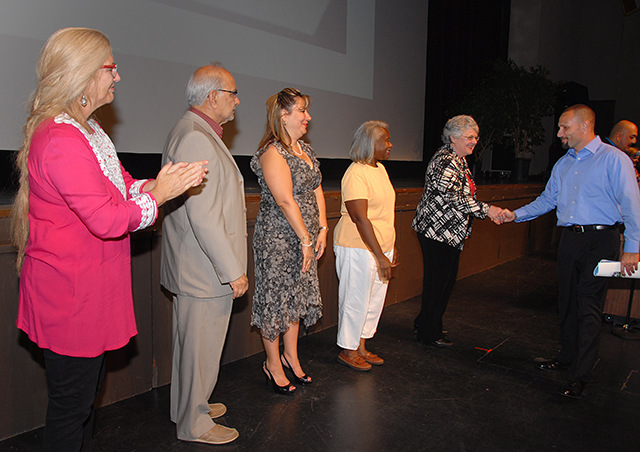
[333,120,397,372]
[161,63,248,445]
[604,120,638,152]
[501,104,640,399]
[621,146,640,186]
[606,120,639,185]
[250,88,326,395]
[11,27,206,452]
[412,115,503,349]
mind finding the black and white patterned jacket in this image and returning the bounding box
[412,144,489,250]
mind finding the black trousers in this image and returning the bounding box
[415,235,461,342]
[555,227,619,383]
[43,349,107,452]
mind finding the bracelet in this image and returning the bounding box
[319,226,328,231]
[300,232,312,247]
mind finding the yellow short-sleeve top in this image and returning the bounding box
[333,161,396,252]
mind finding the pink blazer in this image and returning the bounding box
[17,115,157,357]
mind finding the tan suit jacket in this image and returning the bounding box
[161,110,247,298]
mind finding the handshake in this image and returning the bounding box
[487,206,516,225]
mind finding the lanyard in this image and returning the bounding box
[465,172,476,196]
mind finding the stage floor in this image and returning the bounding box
[2,248,639,452]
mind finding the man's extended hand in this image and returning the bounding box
[500,209,517,223]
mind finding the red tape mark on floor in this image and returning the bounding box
[476,339,509,360]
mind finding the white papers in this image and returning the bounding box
[593,260,640,279]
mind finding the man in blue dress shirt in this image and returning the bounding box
[502,104,640,398]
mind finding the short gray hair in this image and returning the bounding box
[186,62,226,107]
[350,120,389,164]
[442,115,478,144]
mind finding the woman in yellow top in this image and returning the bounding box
[333,120,397,371]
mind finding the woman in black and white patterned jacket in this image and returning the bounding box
[412,115,503,348]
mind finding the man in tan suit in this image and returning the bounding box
[161,63,248,445]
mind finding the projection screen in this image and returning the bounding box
[0,0,427,160]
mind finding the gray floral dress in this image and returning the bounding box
[250,140,323,341]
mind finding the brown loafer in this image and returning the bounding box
[360,351,384,365]
[208,403,227,419]
[192,424,239,445]
[338,351,372,371]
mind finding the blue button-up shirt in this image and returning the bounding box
[514,136,640,252]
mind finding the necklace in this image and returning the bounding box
[292,143,303,156]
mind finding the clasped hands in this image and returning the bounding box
[147,160,208,207]
[487,205,517,225]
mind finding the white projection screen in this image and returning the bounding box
[0,0,427,160]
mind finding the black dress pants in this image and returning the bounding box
[43,349,107,452]
[555,227,619,383]
[415,235,461,343]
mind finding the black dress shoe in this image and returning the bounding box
[430,338,453,348]
[414,322,448,338]
[560,380,585,399]
[537,360,569,371]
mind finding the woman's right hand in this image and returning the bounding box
[487,205,505,224]
[148,160,208,207]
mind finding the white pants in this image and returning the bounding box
[334,245,393,350]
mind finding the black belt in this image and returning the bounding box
[567,224,615,233]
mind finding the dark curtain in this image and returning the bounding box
[424,0,511,165]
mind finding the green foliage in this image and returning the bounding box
[455,59,557,159]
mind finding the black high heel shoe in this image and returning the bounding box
[281,355,312,385]
[263,361,296,395]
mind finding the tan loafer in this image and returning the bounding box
[360,351,384,365]
[208,403,227,419]
[338,351,372,371]
[192,424,239,445]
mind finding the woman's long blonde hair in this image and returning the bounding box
[11,27,112,271]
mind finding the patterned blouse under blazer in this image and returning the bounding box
[412,144,490,250]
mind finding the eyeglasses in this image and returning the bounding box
[462,135,479,142]
[216,88,238,98]
[102,64,118,76]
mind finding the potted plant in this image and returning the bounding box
[454,59,557,180]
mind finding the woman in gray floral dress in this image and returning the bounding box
[251,88,327,394]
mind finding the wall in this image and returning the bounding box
[510,0,634,108]
[508,0,640,175]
